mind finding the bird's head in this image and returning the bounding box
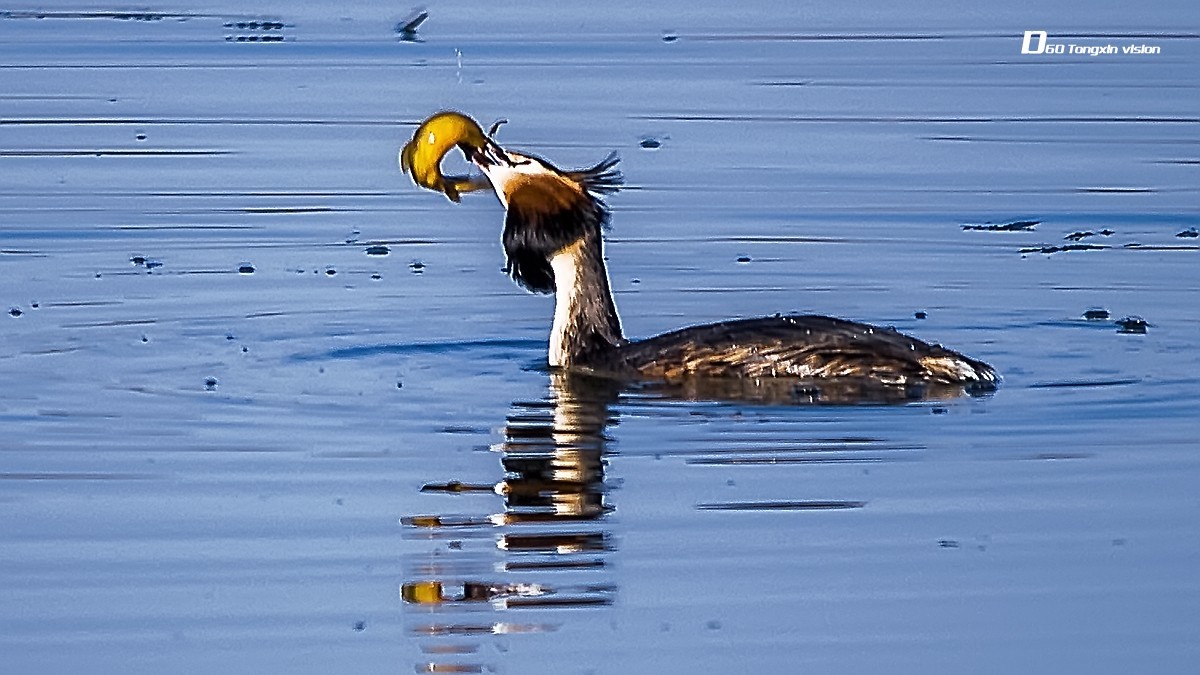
[401,112,624,293]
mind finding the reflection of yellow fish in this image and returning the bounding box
[399,110,491,202]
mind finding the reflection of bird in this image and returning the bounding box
[401,112,998,400]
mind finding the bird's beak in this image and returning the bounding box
[469,137,512,170]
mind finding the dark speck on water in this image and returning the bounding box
[962,220,1039,232]
[9,307,22,317]
[1065,231,1106,242]
[325,268,336,276]
[204,377,218,391]
[1177,228,1199,238]
[237,263,255,274]
[914,310,927,319]
[1084,308,1110,321]
[365,245,389,256]
[1020,243,1107,254]
[1116,316,1149,334]
[639,137,663,149]
[736,256,752,263]
[409,261,425,272]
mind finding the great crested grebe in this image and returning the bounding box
[400,112,998,400]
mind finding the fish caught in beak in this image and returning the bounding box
[399,110,495,202]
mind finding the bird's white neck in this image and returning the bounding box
[544,239,624,369]
[548,244,581,367]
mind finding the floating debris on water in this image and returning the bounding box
[237,263,255,274]
[395,7,428,42]
[697,500,865,511]
[1177,228,1199,238]
[130,255,147,266]
[1116,316,1149,334]
[962,220,1039,232]
[8,307,22,317]
[421,480,493,494]
[1065,230,1114,242]
[914,310,927,320]
[371,273,382,280]
[1083,308,1110,321]
[1020,243,1107,254]
[736,256,752,263]
[365,245,390,256]
[224,19,288,42]
[661,30,678,43]
[639,136,662,149]
[204,377,218,390]
[352,620,366,632]
[409,260,425,272]
[325,268,336,276]
[145,260,163,270]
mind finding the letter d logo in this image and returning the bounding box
[1021,30,1047,54]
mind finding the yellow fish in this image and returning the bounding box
[399,110,492,202]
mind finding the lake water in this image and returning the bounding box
[2,2,1198,673]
